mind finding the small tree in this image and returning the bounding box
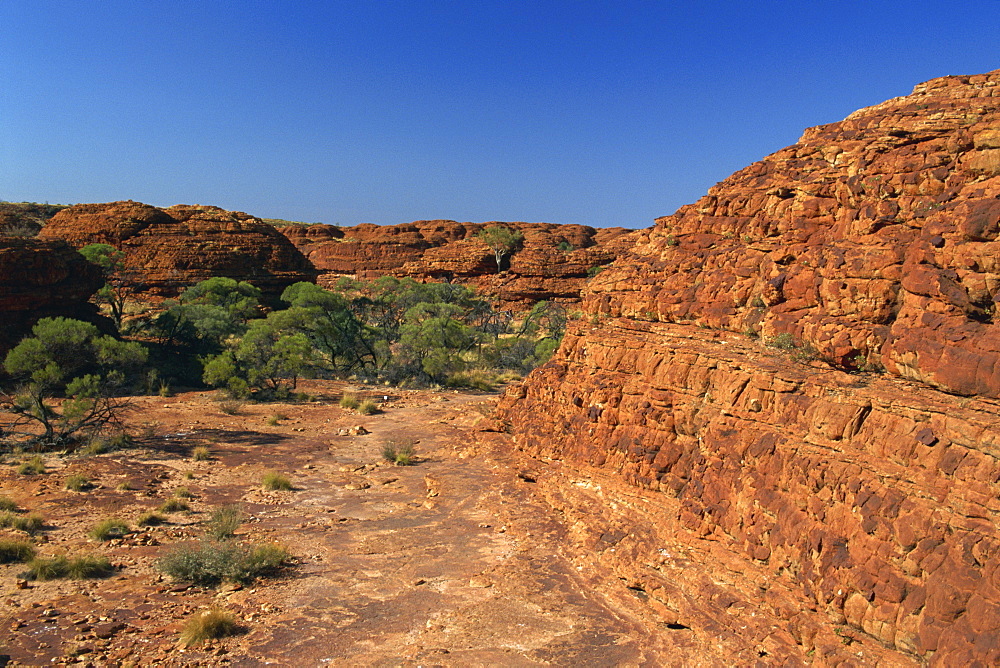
[476,226,523,273]
[78,243,139,332]
[2,318,147,450]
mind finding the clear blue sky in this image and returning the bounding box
[2,1,999,229]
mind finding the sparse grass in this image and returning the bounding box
[205,504,242,540]
[89,518,129,541]
[444,369,497,391]
[184,471,195,480]
[192,446,211,461]
[116,481,133,491]
[357,399,378,415]
[339,394,360,410]
[173,487,193,499]
[179,608,239,647]
[0,512,44,534]
[140,421,160,439]
[381,440,416,466]
[0,539,35,564]
[266,412,288,426]
[0,496,18,512]
[261,471,292,491]
[158,381,173,397]
[25,554,112,580]
[218,400,244,416]
[157,540,289,586]
[160,498,191,513]
[65,474,91,492]
[137,511,166,527]
[17,455,45,475]
[79,440,108,456]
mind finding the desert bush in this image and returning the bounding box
[339,394,360,410]
[192,446,211,461]
[357,398,378,415]
[157,540,289,586]
[180,608,239,647]
[0,512,43,534]
[173,487,193,499]
[160,498,190,513]
[25,554,111,580]
[381,440,416,466]
[444,369,497,391]
[767,332,797,350]
[205,504,242,540]
[64,474,91,491]
[0,496,18,512]
[261,471,292,491]
[137,511,166,527]
[116,481,133,491]
[89,518,129,541]
[17,456,45,475]
[217,400,244,416]
[0,539,35,563]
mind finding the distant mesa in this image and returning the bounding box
[39,201,318,300]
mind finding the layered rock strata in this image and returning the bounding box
[39,201,317,299]
[281,220,635,307]
[0,238,104,354]
[500,70,1000,664]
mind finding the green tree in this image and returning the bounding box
[202,315,316,399]
[396,303,478,381]
[278,282,377,372]
[476,226,523,273]
[153,278,261,351]
[2,318,147,450]
[78,243,138,332]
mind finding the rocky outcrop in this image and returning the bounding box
[0,202,66,237]
[0,238,104,354]
[39,202,317,299]
[500,70,1000,664]
[281,220,636,307]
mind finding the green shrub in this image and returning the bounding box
[767,332,797,350]
[0,496,19,512]
[65,474,91,492]
[261,471,292,491]
[17,456,45,475]
[89,518,129,541]
[160,498,190,513]
[180,608,239,647]
[444,369,497,391]
[0,539,35,564]
[339,394,360,410]
[357,399,378,415]
[173,487,193,499]
[205,504,242,540]
[381,441,416,466]
[26,554,111,580]
[156,540,289,586]
[26,555,69,580]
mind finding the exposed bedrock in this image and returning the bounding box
[500,70,1000,663]
[39,201,317,299]
[281,220,636,307]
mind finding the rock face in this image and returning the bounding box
[39,202,318,299]
[281,220,635,307]
[0,237,104,354]
[500,70,1000,663]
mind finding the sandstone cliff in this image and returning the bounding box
[500,70,1000,664]
[0,238,104,354]
[281,220,636,307]
[39,201,318,299]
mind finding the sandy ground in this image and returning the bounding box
[0,381,671,667]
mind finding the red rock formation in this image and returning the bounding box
[281,220,636,307]
[0,237,104,354]
[39,202,317,299]
[500,70,1000,663]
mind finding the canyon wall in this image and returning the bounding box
[499,70,1000,664]
[39,201,318,300]
[281,220,636,307]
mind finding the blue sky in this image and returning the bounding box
[2,1,999,229]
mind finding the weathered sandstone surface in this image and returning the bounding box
[282,220,635,307]
[39,201,317,299]
[0,237,104,353]
[500,70,1000,664]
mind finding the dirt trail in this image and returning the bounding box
[1,383,670,666]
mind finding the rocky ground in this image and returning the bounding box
[1,381,683,667]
